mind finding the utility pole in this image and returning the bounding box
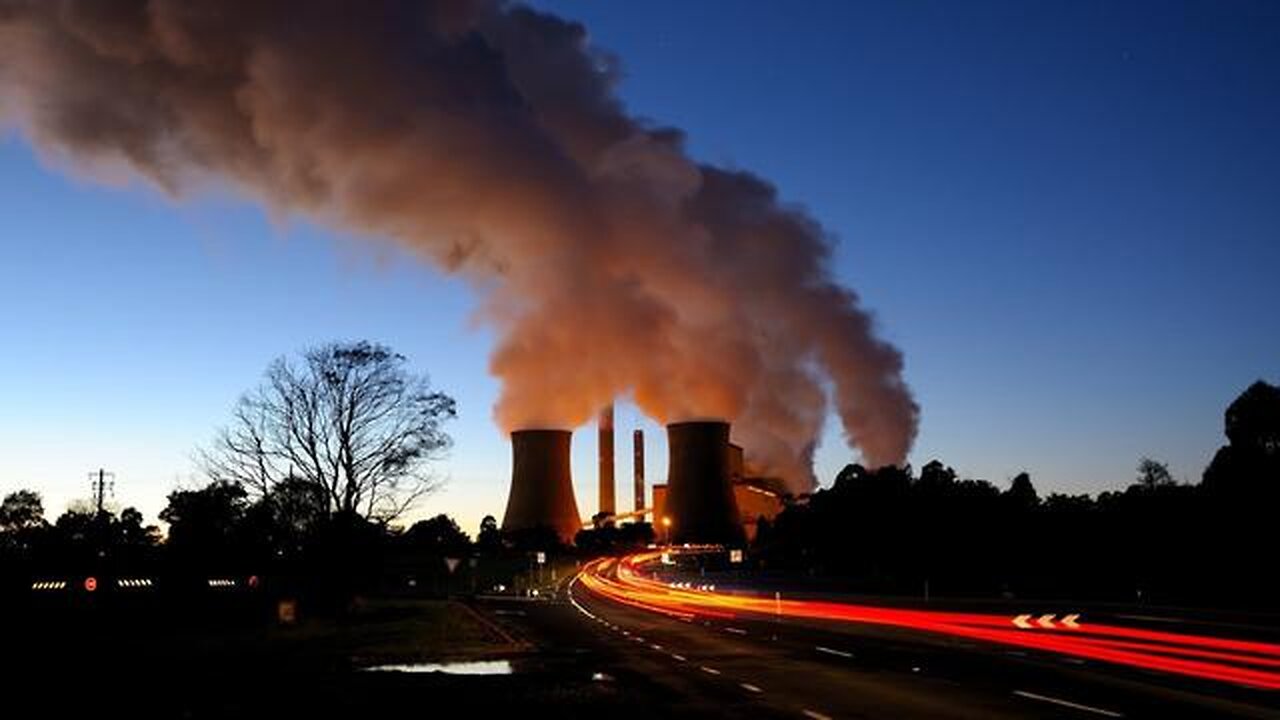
[89,468,115,514]
[88,468,115,561]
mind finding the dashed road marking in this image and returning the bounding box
[700,665,721,675]
[802,710,833,720]
[725,627,748,635]
[815,646,853,659]
[740,682,763,693]
[1115,614,1184,624]
[1013,691,1123,717]
[671,654,687,662]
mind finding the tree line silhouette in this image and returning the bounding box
[753,380,1280,609]
[1,476,652,607]
[0,481,612,607]
[3,378,1275,610]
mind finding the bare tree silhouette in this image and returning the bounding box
[201,341,456,522]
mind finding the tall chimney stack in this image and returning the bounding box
[502,429,581,544]
[598,404,615,516]
[633,428,645,512]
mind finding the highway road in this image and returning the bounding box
[481,553,1280,719]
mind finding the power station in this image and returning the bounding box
[500,414,773,545]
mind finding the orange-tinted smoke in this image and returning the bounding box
[0,0,918,489]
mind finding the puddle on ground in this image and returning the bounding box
[362,660,514,675]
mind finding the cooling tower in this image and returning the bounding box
[502,429,582,544]
[665,421,745,545]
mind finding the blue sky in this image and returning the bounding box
[2,1,1277,535]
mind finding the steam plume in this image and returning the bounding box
[0,0,918,489]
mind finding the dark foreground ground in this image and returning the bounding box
[0,593,678,719]
[6,582,1280,719]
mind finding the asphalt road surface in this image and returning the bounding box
[479,571,1280,719]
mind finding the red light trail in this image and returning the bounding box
[576,551,1280,690]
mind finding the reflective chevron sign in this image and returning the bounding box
[116,578,154,588]
[1013,613,1081,629]
[30,580,68,591]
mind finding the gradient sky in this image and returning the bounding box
[2,0,1277,536]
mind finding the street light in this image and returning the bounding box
[662,516,672,546]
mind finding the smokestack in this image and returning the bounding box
[502,429,581,544]
[665,421,744,545]
[598,404,615,516]
[633,428,645,513]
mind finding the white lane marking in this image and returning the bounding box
[815,645,853,659]
[725,627,748,635]
[740,682,763,693]
[802,710,833,720]
[1013,691,1124,717]
[1115,614,1185,624]
[671,654,687,662]
[651,644,664,651]
[566,578,598,621]
[700,665,721,675]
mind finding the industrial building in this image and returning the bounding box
[728,442,785,542]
